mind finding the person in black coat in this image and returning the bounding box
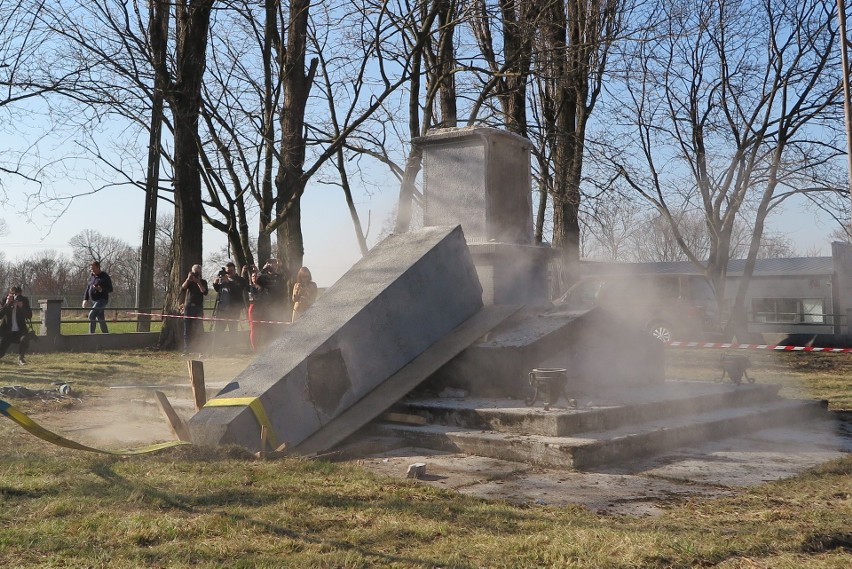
[83,260,114,334]
[0,286,33,366]
[181,264,209,356]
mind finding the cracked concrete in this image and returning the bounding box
[351,417,851,516]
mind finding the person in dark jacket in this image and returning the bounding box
[83,261,114,334]
[0,286,33,366]
[256,258,289,322]
[181,263,209,356]
[212,261,247,351]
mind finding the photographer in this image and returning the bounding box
[212,262,247,348]
[0,286,33,366]
[256,258,289,321]
[243,265,263,351]
[82,261,113,334]
[180,264,208,357]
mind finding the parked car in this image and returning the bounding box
[553,273,722,342]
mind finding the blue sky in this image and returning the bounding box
[2,176,838,288]
[1,175,398,288]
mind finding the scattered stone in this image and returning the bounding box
[407,462,427,479]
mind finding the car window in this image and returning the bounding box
[688,276,716,302]
[563,277,604,307]
[648,276,679,299]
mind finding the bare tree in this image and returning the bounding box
[608,0,844,338]
[153,0,215,313]
[538,0,624,296]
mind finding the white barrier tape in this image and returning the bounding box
[126,311,290,326]
[667,341,852,353]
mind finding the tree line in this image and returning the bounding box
[1,0,849,339]
[0,223,175,310]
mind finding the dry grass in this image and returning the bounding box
[665,348,852,410]
[0,348,850,567]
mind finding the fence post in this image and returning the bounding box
[38,298,63,338]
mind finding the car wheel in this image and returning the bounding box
[648,321,675,343]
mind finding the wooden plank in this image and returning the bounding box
[290,304,521,456]
[153,390,191,442]
[381,412,428,425]
[187,360,207,411]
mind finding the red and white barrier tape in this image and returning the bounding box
[667,341,852,353]
[126,311,290,326]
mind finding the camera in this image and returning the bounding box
[217,267,227,278]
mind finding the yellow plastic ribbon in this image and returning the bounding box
[203,396,278,450]
[0,399,190,455]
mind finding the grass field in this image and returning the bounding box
[0,349,850,567]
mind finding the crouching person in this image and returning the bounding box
[0,286,33,366]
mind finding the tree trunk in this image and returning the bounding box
[395,145,423,233]
[273,0,314,281]
[156,0,213,348]
[435,0,457,127]
[138,0,170,332]
[160,0,214,328]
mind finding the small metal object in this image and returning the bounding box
[526,368,568,410]
[720,354,753,385]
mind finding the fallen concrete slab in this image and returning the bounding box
[187,225,484,452]
[290,304,521,456]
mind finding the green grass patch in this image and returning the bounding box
[0,349,850,567]
[59,321,165,335]
[665,348,852,409]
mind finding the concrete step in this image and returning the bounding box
[398,381,783,437]
[372,398,828,470]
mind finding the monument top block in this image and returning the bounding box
[416,126,533,246]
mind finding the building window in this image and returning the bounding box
[751,298,825,324]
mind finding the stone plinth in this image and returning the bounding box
[416,127,551,304]
[416,127,533,245]
[467,243,551,306]
[427,307,664,398]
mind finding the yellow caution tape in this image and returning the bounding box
[0,399,191,455]
[204,396,278,450]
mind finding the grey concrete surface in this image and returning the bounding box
[417,127,551,305]
[187,225,484,452]
[355,417,850,516]
[428,307,664,398]
[418,126,533,245]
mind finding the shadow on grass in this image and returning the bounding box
[88,458,481,568]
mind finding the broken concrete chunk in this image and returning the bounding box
[407,462,427,479]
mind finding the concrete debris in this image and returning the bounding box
[406,462,427,479]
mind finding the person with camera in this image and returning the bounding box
[180,264,208,356]
[257,258,290,319]
[0,286,34,366]
[82,260,114,334]
[243,265,263,351]
[212,261,247,348]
